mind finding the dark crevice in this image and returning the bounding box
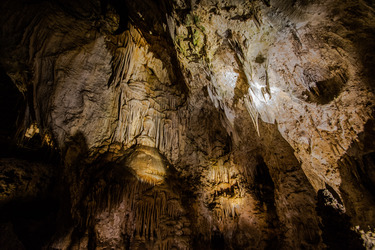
[358,152,375,197]
[253,156,276,208]
[211,230,226,250]
[252,156,281,245]
[2,198,59,250]
[0,67,24,142]
[316,188,365,249]
[302,66,348,105]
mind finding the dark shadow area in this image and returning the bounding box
[353,118,375,198]
[0,65,60,248]
[0,198,59,250]
[0,67,59,164]
[340,117,375,199]
[0,63,60,249]
[0,157,59,250]
[0,68,24,150]
[316,188,364,250]
[340,1,375,89]
[51,131,91,249]
[252,156,280,248]
[211,230,226,250]
[359,152,375,197]
[302,67,348,105]
[334,117,375,248]
[253,156,276,209]
[0,131,87,250]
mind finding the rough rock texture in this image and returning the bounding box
[0,0,374,249]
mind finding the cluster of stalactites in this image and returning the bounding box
[135,188,182,240]
[83,175,145,227]
[107,24,146,87]
[81,168,184,248]
[206,163,245,222]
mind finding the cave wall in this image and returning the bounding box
[0,0,374,249]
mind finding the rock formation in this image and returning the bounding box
[0,0,374,249]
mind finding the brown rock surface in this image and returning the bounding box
[0,0,374,249]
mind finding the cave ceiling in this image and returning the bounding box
[0,0,374,249]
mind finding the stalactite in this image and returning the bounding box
[133,187,182,241]
[166,14,176,41]
[207,161,244,225]
[107,24,145,87]
[244,94,260,136]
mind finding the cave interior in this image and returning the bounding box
[0,0,375,249]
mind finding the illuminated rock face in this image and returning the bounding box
[0,0,374,249]
[125,146,167,185]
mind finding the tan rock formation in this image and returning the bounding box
[0,0,374,249]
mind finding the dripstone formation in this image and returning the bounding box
[0,0,374,249]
